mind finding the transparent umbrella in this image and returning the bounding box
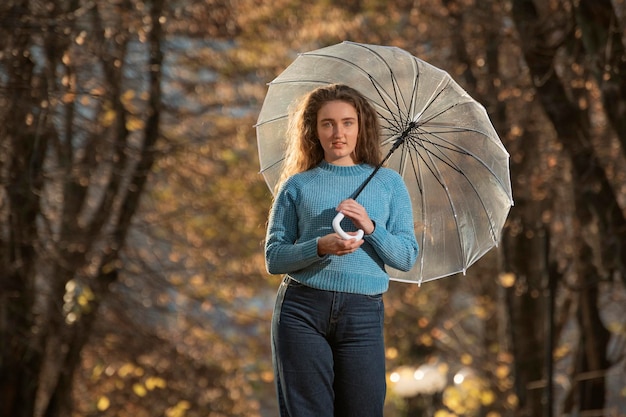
[256,41,513,284]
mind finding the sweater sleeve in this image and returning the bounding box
[264,182,327,275]
[364,174,419,272]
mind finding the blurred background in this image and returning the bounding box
[1,0,625,416]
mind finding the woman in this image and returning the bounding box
[265,84,419,417]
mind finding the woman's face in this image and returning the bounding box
[316,100,359,166]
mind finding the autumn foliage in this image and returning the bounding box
[1,1,625,417]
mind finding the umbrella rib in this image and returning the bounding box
[408,134,467,271]
[413,99,511,196]
[372,79,407,137]
[416,124,511,201]
[374,63,420,147]
[268,74,410,138]
[259,158,284,174]
[266,43,425,150]
[254,113,288,127]
[341,41,417,119]
[410,128,501,244]
[412,80,462,127]
[385,137,427,284]
[407,140,428,285]
[302,46,414,132]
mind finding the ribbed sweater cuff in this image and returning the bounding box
[302,237,325,261]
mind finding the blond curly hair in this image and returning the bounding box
[276,84,382,193]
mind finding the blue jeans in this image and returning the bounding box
[271,276,386,417]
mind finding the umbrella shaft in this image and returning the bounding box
[351,134,406,200]
[350,166,382,200]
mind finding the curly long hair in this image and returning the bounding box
[276,84,381,192]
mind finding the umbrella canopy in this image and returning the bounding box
[256,41,513,284]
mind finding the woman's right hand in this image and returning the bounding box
[317,233,364,256]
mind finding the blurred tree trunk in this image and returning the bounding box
[442,0,554,414]
[576,0,626,156]
[0,3,47,416]
[511,0,619,414]
[502,211,549,417]
[0,0,165,416]
[573,0,626,286]
[443,3,520,416]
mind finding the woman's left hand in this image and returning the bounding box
[336,199,375,235]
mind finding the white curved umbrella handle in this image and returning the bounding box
[332,212,364,241]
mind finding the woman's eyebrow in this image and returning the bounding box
[319,116,357,122]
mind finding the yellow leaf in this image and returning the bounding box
[77,294,89,307]
[419,334,433,346]
[437,362,449,375]
[481,389,495,405]
[507,393,519,407]
[146,376,167,390]
[443,385,463,413]
[97,396,110,411]
[606,322,625,333]
[260,370,273,383]
[554,344,571,360]
[62,93,76,103]
[132,383,147,397]
[498,272,516,288]
[475,306,488,319]
[126,117,145,131]
[92,364,104,378]
[118,363,135,377]
[189,274,204,287]
[495,364,509,379]
[385,347,398,360]
[460,353,473,365]
[101,108,116,127]
[122,90,136,101]
[166,401,191,417]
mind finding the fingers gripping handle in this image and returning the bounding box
[332,212,364,241]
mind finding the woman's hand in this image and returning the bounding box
[336,199,375,235]
[318,233,364,256]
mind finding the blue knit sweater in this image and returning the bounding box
[265,161,419,295]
